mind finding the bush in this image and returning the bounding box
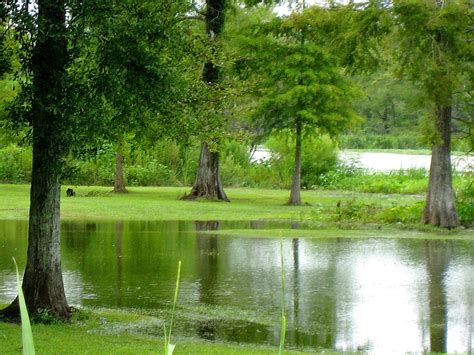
[264,133,338,189]
[456,179,473,226]
[320,164,430,194]
[0,144,32,183]
[126,161,176,186]
[63,149,115,186]
[220,140,253,187]
[333,198,424,224]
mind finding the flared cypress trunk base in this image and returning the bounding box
[1,164,71,322]
[422,106,459,229]
[182,142,229,202]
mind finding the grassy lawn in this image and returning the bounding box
[0,184,422,222]
[1,183,471,235]
[0,306,316,354]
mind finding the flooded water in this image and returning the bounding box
[0,220,473,353]
[340,151,473,173]
[250,146,474,172]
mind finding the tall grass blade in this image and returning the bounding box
[164,260,181,355]
[13,257,35,355]
[279,241,286,355]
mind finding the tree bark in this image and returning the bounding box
[422,106,459,228]
[288,118,303,205]
[182,142,229,201]
[183,0,228,201]
[113,152,127,193]
[0,0,70,321]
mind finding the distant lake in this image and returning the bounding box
[1,220,473,353]
[251,147,473,172]
[340,151,473,173]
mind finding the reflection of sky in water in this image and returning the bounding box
[335,247,424,353]
[0,271,95,306]
[446,264,474,353]
[0,220,473,353]
[225,238,473,353]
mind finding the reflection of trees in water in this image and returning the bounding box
[285,237,342,350]
[425,240,451,353]
[195,221,220,340]
[115,222,123,307]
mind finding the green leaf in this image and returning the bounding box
[13,257,35,355]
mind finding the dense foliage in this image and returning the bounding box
[0,0,471,215]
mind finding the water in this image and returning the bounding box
[1,220,473,353]
[340,151,473,173]
[250,146,474,172]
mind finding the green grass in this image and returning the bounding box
[0,184,422,222]
[0,306,314,354]
[1,184,472,234]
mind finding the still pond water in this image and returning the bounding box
[0,220,473,353]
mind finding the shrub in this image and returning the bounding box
[0,144,32,183]
[126,161,176,186]
[333,198,424,224]
[456,179,473,226]
[265,133,338,189]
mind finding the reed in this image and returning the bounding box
[13,257,35,355]
[164,260,181,355]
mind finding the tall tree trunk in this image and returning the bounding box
[182,142,229,201]
[288,118,303,205]
[113,152,127,193]
[183,0,228,201]
[422,106,459,228]
[0,0,70,321]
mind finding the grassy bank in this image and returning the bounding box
[0,184,422,222]
[0,184,472,229]
[0,185,422,221]
[0,185,472,233]
[0,306,314,354]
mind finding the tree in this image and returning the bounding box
[0,0,192,320]
[391,0,473,228]
[0,3,11,77]
[0,0,71,320]
[293,0,471,226]
[181,0,231,201]
[74,0,192,194]
[239,8,360,204]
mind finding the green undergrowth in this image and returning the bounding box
[0,306,316,354]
